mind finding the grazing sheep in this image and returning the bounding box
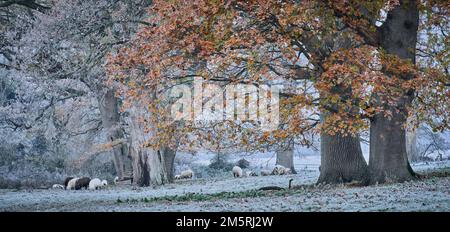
[232,166,243,178]
[66,178,78,190]
[174,175,181,180]
[64,177,74,189]
[88,178,102,190]
[284,168,292,175]
[246,171,258,177]
[260,170,271,176]
[75,177,91,190]
[179,169,194,179]
[101,180,108,187]
[272,165,289,175]
[114,176,119,184]
[274,166,292,175]
[52,184,64,190]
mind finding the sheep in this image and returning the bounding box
[174,169,194,180]
[66,178,78,190]
[232,166,243,178]
[52,184,65,190]
[179,169,194,179]
[245,171,251,177]
[284,168,292,175]
[272,165,289,175]
[260,170,271,176]
[114,176,119,184]
[246,171,258,177]
[64,177,74,189]
[101,180,108,187]
[271,165,283,175]
[74,177,91,190]
[88,178,102,190]
[279,167,292,175]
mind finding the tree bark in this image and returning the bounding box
[276,141,297,174]
[129,139,150,186]
[128,144,169,186]
[161,146,176,182]
[369,109,415,183]
[127,106,169,186]
[318,131,369,184]
[97,88,130,180]
[369,0,419,184]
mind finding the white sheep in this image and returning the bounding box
[284,168,292,175]
[114,176,119,184]
[272,165,288,175]
[179,169,194,179]
[88,178,102,190]
[64,177,74,189]
[232,166,243,178]
[174,175,181,180]
[52,184,64,190]
[246,171,258,177]
[101,180,108,187]
[66,177,78,190]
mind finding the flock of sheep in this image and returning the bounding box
[174,164,293,180]
[232,165,292,178]
[51,165,292,190]
[52,176,119,190]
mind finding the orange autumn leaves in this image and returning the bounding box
[106,0,449,151]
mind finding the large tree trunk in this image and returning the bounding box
[316,87,369,185]
[369,0,419,184]
[369,110,415,183]
[124,77,181,186]
[127,106,169,186]
[161,146,176,182]
[312,24,371,184]
[128,145,169,186]
[276,141,297,174]
[97,88,130,180]
[318,132,369,184]
[129,140,150,186]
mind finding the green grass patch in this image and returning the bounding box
[116,188,307,204]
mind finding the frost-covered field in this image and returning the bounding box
[1,157,449,212]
